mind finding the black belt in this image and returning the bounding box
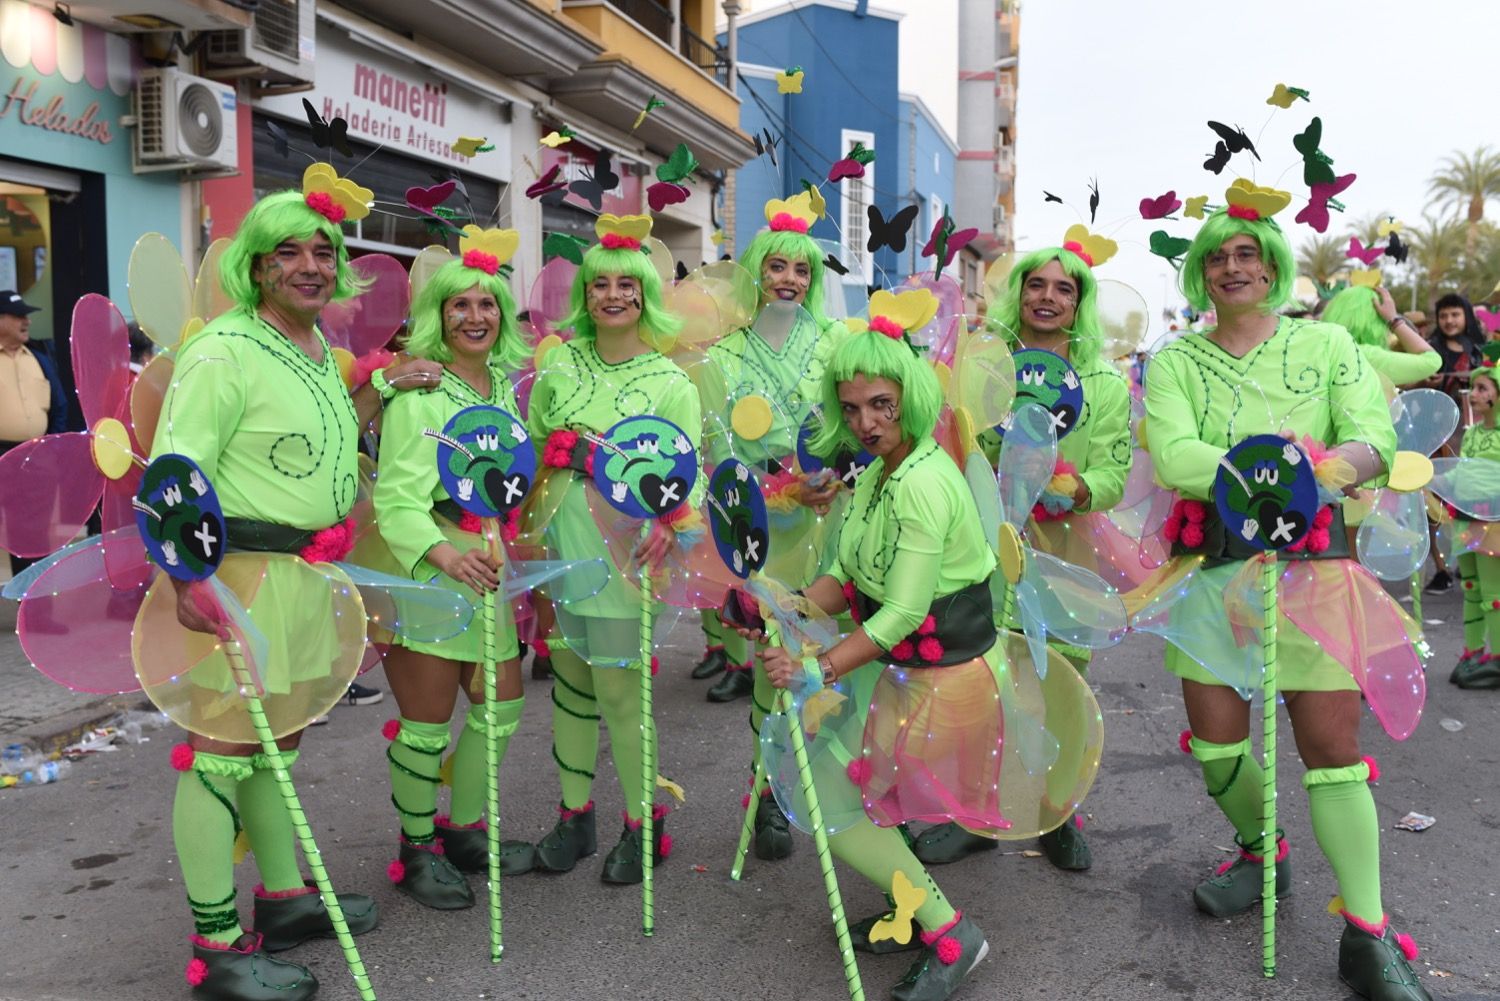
[432,499,469,525]
[853,578,997,667]
[223,517,316,555]
[1176,505,1350,567]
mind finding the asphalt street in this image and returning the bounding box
[0,586,1495,1001]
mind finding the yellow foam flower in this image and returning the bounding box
[459,225,520,268]
[301,162,372,222]
[1224,178,1291,220]
[763,191,819,229]
[1061,224,1118,267]
[595,213,654,244]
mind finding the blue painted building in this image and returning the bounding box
[723,1,957,314]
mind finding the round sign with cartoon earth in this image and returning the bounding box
[708,460,770,579]
[995,348,1083,440]
[429,405,536,518]
[592,415,699,519]
[134,453,227,582]
[1212,434,1318,551]
[796,411,874,489]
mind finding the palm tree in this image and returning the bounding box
[1427,146,1500,251]
[1406,212,1468,307]
[1296,234,1346,287]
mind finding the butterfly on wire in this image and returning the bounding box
[866,203,920,254]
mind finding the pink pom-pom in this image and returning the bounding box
[1163,514,1183,543]
[1362,755,1380,782]
[350,348,396,390]
[1306,529,1331,553]
[917,615,937,636]
[1492,600,1500,611]
[658,833,673,859]
[185,958,209,986]
[768,212,809,234]
[1313,506,1334,529]
[1180,523,1205,548]
[600,233,642,251]
[741,793,752,810]
[917,637,944,662]
[381,719,402,741]
[650,656,660,677]
[462,248,500,275]
[1182,500,1207,524]
[305,191,345,223]
[457,512,483,534]
[170,743,196,772]
[867,315,905,339]
[1395,931,1419,961]
[386,859,406,883]
[934,935,963,965]
[534,638,551,657]
[1178,730,1193,754]
[846,758,872,786]
[1061,241,1094,267]
[890,640,915,661]
[1227,204,1260,221]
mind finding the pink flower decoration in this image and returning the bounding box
[768,212,810,234]
[867,315,904,339]
[916,615,937,636]
[600,233,642,251]
[305,191,345,224]
[658,833,674,858]
[917,636,944,662]
[350,348,395,390]
[846,758,872,786]
[890,640,915,661]
[1178,729,1193,754]
[1227,204,1260,221]
[185,958,209,986]
[299,517,356,563]
[1312,506,1334,529]
[170,742,196,772]
[462,248,500,275]
[934,936,963,965]
[381,719,402,741]
[458,512,483,535]
[1163,513,1183,543]
[1182,500,1207,524]
[386,860,406,883]
[1395,932,1419,961]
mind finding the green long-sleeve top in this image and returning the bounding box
[152,307,359,528]
[828,436,997,651]
[1144,317,1396,500]
[374,364,520,578]
[1460,421,1500,461]
[1360,343,1442,387]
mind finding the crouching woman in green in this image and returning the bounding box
[372,236,537,908]
[1143,202,1431,1001]
[756,319,996,1001]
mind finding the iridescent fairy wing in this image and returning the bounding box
[321,253,411,358]
[997,403,1058,530]
[127,233,192,352]
[526,255,576,342]
[1428,456,1500,521]
[1094,279,1151,361]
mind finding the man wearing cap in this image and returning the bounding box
[0,291,66,573]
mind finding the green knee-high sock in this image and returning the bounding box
[749,643,773,771]
[549,643,600,810]
[386,719,449,843]
[721,628,749,670]
[1458,553,1485,651]
[828,818,958,931]
[238,750,307,892]
[1306,762,1382,924]
[449,698,524,826]
[174,751,253,944]
[1475,552,1500,653]
[594,662,652,821]
[700,609,725,652]
[1189,736,1267,846]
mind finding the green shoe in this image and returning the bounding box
[600,807,671,885]
[849,904,923,955]
[186,932,317,1001]
[1038,815,1092,871]
[535,801,598,873]
[252,882,378,952]
[890,915,989,1001]
[912,822,999,866]
[1338,915,1433,1001]
[435,817,537,876]
[753,793,793,861]
[390,839,474,910]
[1449,647,1484,684]
[1193,835,1291,918]
[1455,654,1500,690]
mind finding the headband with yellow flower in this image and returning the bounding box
[1223,178,1292,222]
[846,288,940,347]
[595,213,653,252]
[1060,223,1118,268]
[301,162,373,225]
[459,225,520,276]
[763,190,822,234]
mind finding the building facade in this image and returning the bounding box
[953,0,1016,300]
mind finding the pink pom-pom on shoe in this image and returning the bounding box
[534,638,551,657]
[170,743,197,771]
[1395,931,1419,961]
[934,935,963,965]
[386,860,406,883]
[1178,730,1193,754]
[741,793,752,810]
[1361,755,1380,782]
[659,833,673,858]
[890,640,915,661]
[381,719,402,741]
[650,656,660,677]
[185,958,210,986]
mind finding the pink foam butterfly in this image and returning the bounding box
[1346,237,1384,266]
[646,181,690,212]
[405,180,456,215]
[1138,190,1182,220]
[1293,173,1356,233]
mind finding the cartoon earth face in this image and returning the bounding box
[134,453,227,582]
[995,348,1083,440]
[592,415,699,519]
[433,405,536,518]
[708,461,770,579]
[796,412,874,488]
[1213,434,1318,551]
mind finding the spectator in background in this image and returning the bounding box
[1426,292,1484,396]
[0,290,64,575]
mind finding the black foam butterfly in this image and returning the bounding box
[569,151,620,211]
[301,98,352,157]
[752,129,780,168]
[1384,232,1409,264]
[1208,121,1258,160]
[823,253,849,276]
[1088,177,1100,224]
[675,261,689,281]
[866,204,920,254]
[1043,190,1063,204]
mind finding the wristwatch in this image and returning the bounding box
[818,654,836,685]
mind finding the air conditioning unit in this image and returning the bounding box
[133,68,239,174]
[203,0,316,92]
[992,204,1008,228]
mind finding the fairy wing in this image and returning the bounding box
[1428,456,1500,521]
[1355,487,1430,580]
[320,254,411,357]
[997,403,1058,530]
[1390,387,1458,457]
[127,233,192,352]
[1094,279,1151,360]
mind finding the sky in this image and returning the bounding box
[1013,0,1500,338]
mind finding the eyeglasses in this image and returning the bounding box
[1205,247,1263,270]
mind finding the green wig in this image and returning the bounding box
[811,330,944,458]
[990,246,1103,369]
[1320,286,1387,349]
[219,190,369,311]
[738,227,828,327]
[1179,208,1296,313]
[404,258,530,372]
[558,244,682,352]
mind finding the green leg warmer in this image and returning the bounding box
[174,750,253,944]
[594,662,652,821]
[828,819,958,931]
[1190,736,1266,846]
[448,698,524,827]
[1306,761,1383,925]
[749,641,773,771]
[549,643,600,810]
[699,608,724,651]
[386,719,448,843]
[1459,552,1485,651]
[238,749,306,893]
[1476,552,1500,653]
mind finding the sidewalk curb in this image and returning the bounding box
[5,695,155,756]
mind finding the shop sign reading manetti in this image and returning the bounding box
[256,28,510,179]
